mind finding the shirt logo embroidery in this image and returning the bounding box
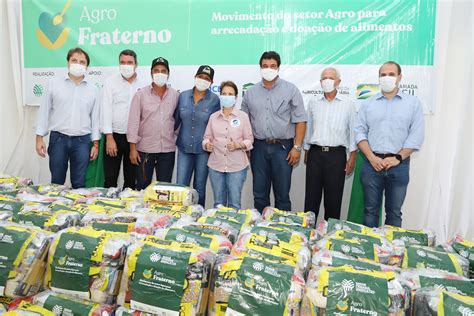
[231,118,241,127]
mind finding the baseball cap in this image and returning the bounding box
[195,65,214,81]
[151,57,169,72]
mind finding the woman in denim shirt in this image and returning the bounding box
[174,65,220,206]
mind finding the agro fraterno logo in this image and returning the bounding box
[416,249,427,257]
[150,252,161,263]
[52,304,63,315]
[341,244,351,254]
[65,240,74,249]
[33,84,44,97]
[341,279,355,297]
[36,0,72,49]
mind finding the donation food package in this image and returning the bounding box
[317,218,373,236]
[117,237,215,315]
[208,255,305,316]
[3,301,54,315]
[262,207,316,228]
[173,221,238,244]
[45,227,131,304]
[301,265,410,316]
[412,288,474,315]
[0,195,24,221]
[16,204,81,232]
[261,221,319,247]
[240,223,309,246]
[202,207,262,226]
[402,245,470,277]
[154,227,233,254]
[0,176,33,191]
[401,268,474,297]
[0,222,52,298]
[148,204,203,221]
[30,184,70,194]
[197,216,243,236]
[144,182,199,206]
[32,290,115,316]
[231,232,311,275]
[448,234,474,278]
[376,225,436,247]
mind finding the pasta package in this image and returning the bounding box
[208,255,304,316]
[117,238,215,315]
[0,222,52,298]
[376,225,436,247]
[144,182,198,206]
[262,207,316,228]
[32,290,115,316]
[301,266,410,316]
[412,288,474,316]
[448,234,474,278]
[45,227,131,304]
[402,245,470,277]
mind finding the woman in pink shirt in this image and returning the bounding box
[203,81,254,209]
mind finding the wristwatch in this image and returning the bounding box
[294,145,303,152]
[395,154,403,163]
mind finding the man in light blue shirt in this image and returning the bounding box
[36,47,100,188]
[354,61,424,227]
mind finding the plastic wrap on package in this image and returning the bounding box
[148,203,204,221]
[202,207,262,226]
[402,245,470,277]
[316,218,373,236]
[29,184,70,194]
[412,288,474,316]
[172,221,238,244]
[208,255,305,316]
[16,204,81,232]
[197,216,243,236]
[154,227,233,254]
[33,290,115,316]
[0,195,24,221]
[375,225,436,247]
[448,234,474,278]
[117,238,215,315]
[3,301,55,315]
[45,227,131,304]
[260,221,319,246]
[301,266,410,316]
[262,207,316,228]
[0,176,33,191]
[144,182,198,206]
[0,222,53,298]
[239,223,309,246]
[16,192,73,206]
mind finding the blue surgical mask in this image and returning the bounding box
[220,95,236,108]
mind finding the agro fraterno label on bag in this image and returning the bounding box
[405,247,458,273]
[392,231,428,245]
[328,219,364,233]
[332,257,382,271]
[442,292,474,315]
[92,222,129,233]
[18,212,49,228]
[0,227,31,295]
[342,231,382,246]
[214,211,247,224]
[43,294,94,315]
[226,257,293,315]
[419,276,474,296]
[330,239,376,261]
[272,213,304,226]
[250,226,291,243]
[452,242,474,274]
[164,228,212,248]
[327,271,389,315]
[51,232,99,296]
[131,244,191,315]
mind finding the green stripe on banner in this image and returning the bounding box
[347,151,382,224]
[85,135,105,188]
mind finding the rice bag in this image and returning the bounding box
[448,234,474,278]
[402,245,470,276]
[0,222,53,298]
[117,238,215,315]
[154,227,233,254]
[412,288,474,316]
[376,225,436,246]
[208,255,304,316]
[144,182,198,206]
[3,301,55,315]
[262,207,316,228]
[32,290,115,316]
[316,218,373,236]
[202,207,262,226]
[45,227,131,304]
[301,266,410,316]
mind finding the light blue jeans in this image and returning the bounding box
[208,167,248,210]
[176,150,209,206]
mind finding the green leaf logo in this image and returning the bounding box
[33,84,44,97]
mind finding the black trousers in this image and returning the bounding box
[103,133,137,189]
[304,145,347,220]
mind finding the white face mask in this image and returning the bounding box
[120,65,135,79]
[195,78,211,91]
[321,79,336,93]
[69,63,87,77]
[260,68,278,81]
[379,76,398,93]
[153,73,168,87]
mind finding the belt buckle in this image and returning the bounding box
[321,146,330,152]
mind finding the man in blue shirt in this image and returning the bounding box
[175,65,220,206]
[354,61,425,227]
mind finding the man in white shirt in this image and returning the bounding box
[35,47,100,188]
[101,49,147,189]
[303,67,357,220]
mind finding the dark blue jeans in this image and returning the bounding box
[361,157,410,228]
[48,131,91,189]
[250,139,293,213]
[136,152,175,190]
[209,167,248,210]
[176,150,209,206]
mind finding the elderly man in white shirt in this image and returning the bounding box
[101,49,148,189]
[36,47,100,189]
[303,67,357,220]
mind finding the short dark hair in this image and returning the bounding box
[66,47,90,66]
[119,49,137,64]
[379,61,402,75]
[220,81,238,96]
[259,51,281,67]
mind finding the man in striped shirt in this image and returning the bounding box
[303,67,357,220]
